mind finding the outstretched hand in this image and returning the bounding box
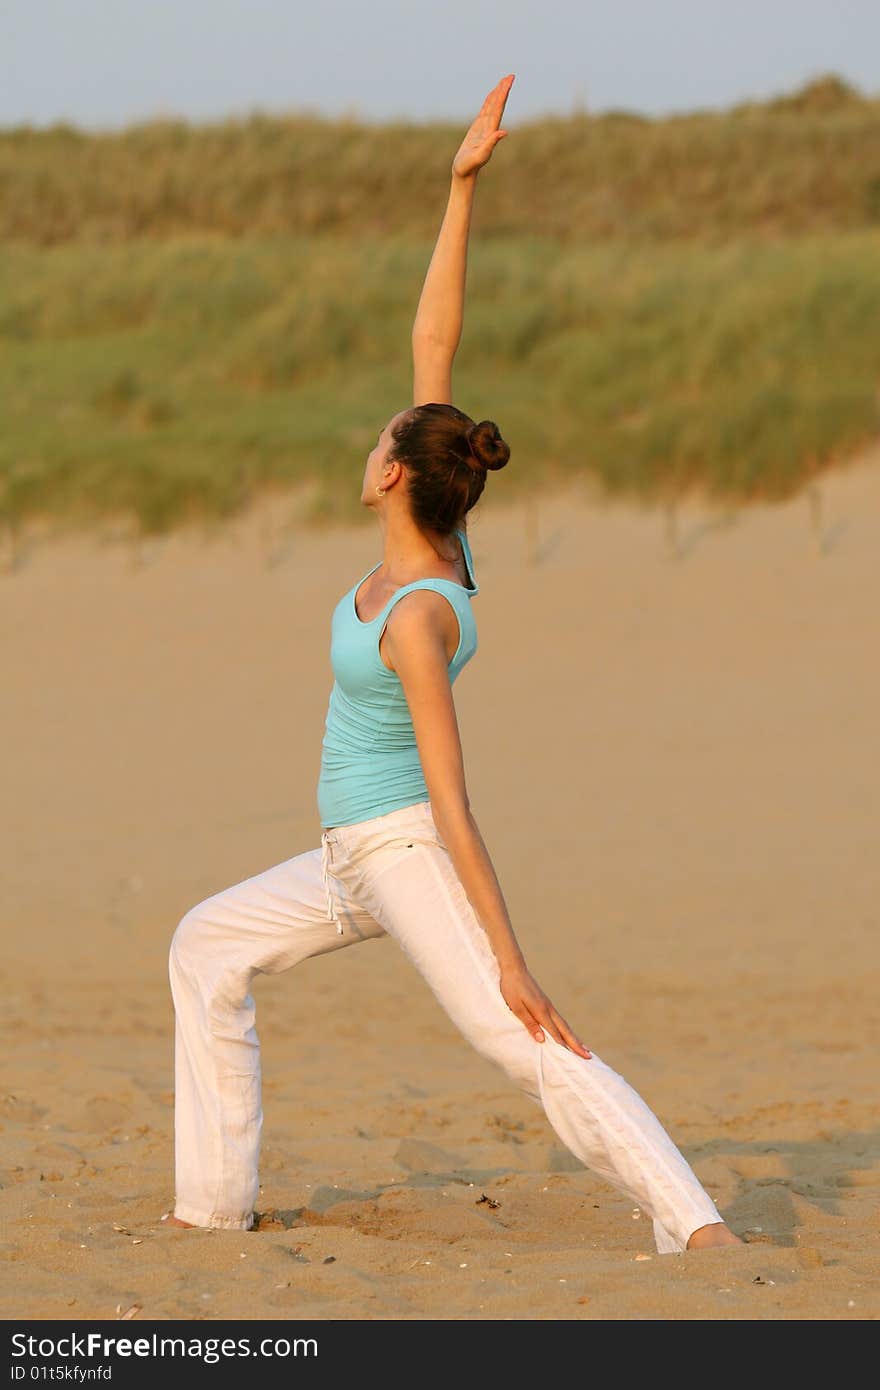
[499,960,592,1059]
[452,73,515,179]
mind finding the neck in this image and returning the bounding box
[376,512,459,581]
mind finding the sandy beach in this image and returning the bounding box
[1,457,878,1321]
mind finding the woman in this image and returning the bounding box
[166,74,741,1255]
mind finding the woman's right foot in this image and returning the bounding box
[686,1221,744,1249]
[160,1212,195,1228]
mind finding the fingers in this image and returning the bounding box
[536,1003,593,1059]
[536,1007,570,1050]
[483,74,514,125]
[483,74,513,105]
[503,983,589,1057]
[550,1009,592,1059]
[496,74,514,118]
[508,992,563,1048]
[514,996,558,1048]
[509,1000,545,1044]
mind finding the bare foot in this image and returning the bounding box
[686,1221,744,1250]
[160,1212,195,1229]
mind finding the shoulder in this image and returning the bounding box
[386,585,459,632]
[384,585,461,656]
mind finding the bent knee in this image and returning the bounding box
[169,899,217,976]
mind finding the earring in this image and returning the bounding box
[375,486,386,497]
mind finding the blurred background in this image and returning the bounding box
[2,1,879,1321]
[2,0,880,543]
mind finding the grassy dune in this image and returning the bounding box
[4,74,880,246]
[2,76,879,536]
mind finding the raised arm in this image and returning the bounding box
[412,74,515,408]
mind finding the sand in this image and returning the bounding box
[1,458,878,1321]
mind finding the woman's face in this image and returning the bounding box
[361,409,410,510]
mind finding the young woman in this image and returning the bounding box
[166,75,741,1255]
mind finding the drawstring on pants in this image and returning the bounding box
[320,830,344,935]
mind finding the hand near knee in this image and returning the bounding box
[499,962,592,1058]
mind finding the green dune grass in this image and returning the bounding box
[2,77,879,537]
[4,74,880,246]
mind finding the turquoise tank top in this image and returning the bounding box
[316,528,479,828]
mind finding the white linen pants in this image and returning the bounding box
[168,798,724,1252]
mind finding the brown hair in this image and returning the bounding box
[388,402,510,534]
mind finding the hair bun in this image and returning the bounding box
[467,419,510,472]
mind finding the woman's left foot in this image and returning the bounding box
[686,1221,744,1249]
[160,1212,195,1228]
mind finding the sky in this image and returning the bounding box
[2,0,878,131]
